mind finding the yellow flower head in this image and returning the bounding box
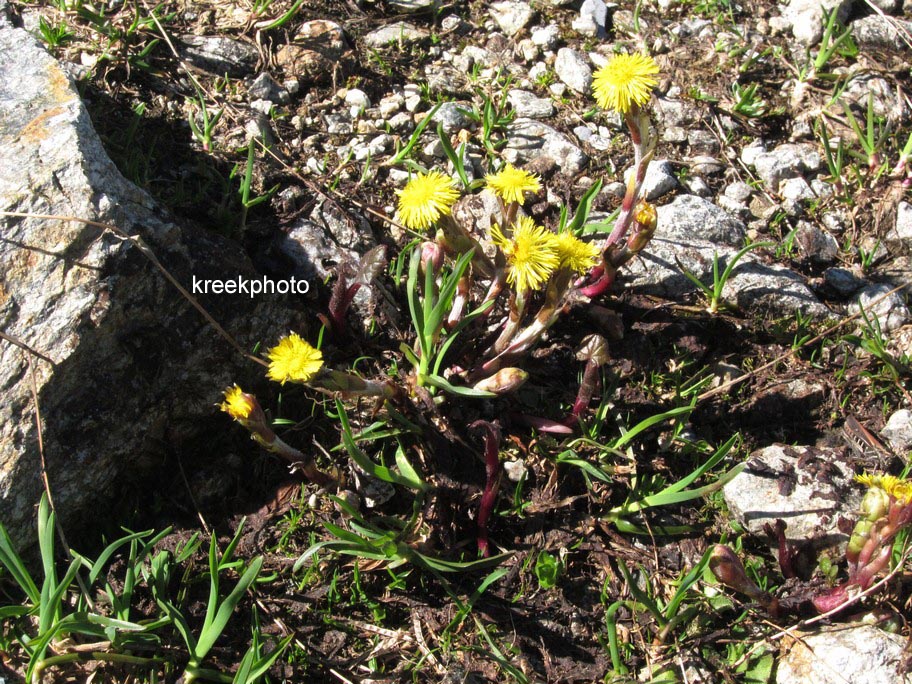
[554,232,600,274]
[266,333,324,385]
[491,216,559,293]
[395,170,460,231]
[485,164,542,204]
[220,385,256,422]
[856,473,912,504]
[592,52,660,114]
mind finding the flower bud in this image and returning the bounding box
[709,545,766,601]
[472,368,529,395]
[847,518,875,564]
[419,240,445,274]
[860,486,890,522]
[626,200,657,254]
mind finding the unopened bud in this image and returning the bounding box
[847,518,875,563]
[419,240,445,274]
[860,487,890,522]
[626,200,657,253]
[709,545,766,602]
[473,368,529,395]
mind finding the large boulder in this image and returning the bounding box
[0,15,303,548]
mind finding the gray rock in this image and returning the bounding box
[248,72,286,102]
[689,155,725,175]
[841,75,908,123]
[0,24,294,548]
[531,23,560,48]
[654,97,702,128]
[824,267,864,296]
[853,14,912,50]
[777,625,911,684]
[752,143,821,193]
[795,222,838,264]
[275,199,376,282]
[851,284,911,333]
[723,445,860,546]
[178,35,259,76]
[452,191,505,246]
[275,20,349,82]
[507,89,554,119]
[889,201,912,242]
[554,48,592,94]
[882,409,912,454]
[389,0,438,11]
[623,159,677,200]
[868,0,900,9]
[779,176,816,215]
[432,101,473,134]
[683,176,712,197]
[489,1,534,36]
[344,88,371,112]
[626,197,829,315]
[363,22,428,48]
[378,93,404,118]
[740,140,766,167]
[572,0,608,37]
[658,195,747,245]
[504,118,588,176]
[728,262,830,316]
[782,0,852,46]
[724,181,754,204]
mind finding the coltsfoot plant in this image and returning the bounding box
[221,53,666,556]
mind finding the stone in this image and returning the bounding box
[554,48,592,94]
[572,0,608,37]
[0,24,295,548]
[779,177,816,215]
[623,159,677,200]
[777,625,911,684]
[626,197,829,316]
[489,1,534,36]
[795,222,838,264]
[751,143,821,193]
[248,72,286,103]
[851,284,911,333]
[507,89,554,119]
[389,0,438,10]
[531,24,560,48]
[363,22,428,48]
[274,199,377,283]
[432,101,473,134]
[841,75,908,123]
[504,119,588,176]
[724,181,754,204]
[178,35,259,77]
[344,88,371,112]
[782,0,852,46]
[889,201,912,242]
[823,267,864,296]
[882,409,912,454]
[658,195,747,245]
[275,20,349,83]
[853,15,912,50]
[723,445,860,547]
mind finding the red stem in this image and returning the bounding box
[471,420,502,557]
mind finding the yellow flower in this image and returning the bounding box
[220,384,256,421]
[395,170,460,231]
[592,52,659,114]
[554,232,600,274]
[266,333,324,384]
[485,164,541,204]
[491,216,559,293]
[856,473,912,504]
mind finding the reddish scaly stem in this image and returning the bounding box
[471,420,502,557]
